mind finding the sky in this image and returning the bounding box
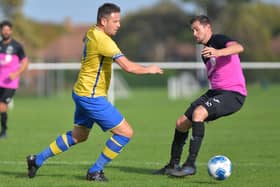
[23,0,280,24]
[23,0,161,24]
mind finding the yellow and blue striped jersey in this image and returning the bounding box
[73,25,123,97]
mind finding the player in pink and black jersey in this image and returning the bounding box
[0,20,29,138]
[154,15,247,177]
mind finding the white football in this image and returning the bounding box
[207,155,232,180]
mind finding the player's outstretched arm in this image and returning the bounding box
[115,56,163,75]
[202,42,244,58]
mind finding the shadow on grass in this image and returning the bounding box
[107,165,218,185]
[168,176,218,184]
[190,180,219,185]
[0,170,27,179]
[0,162,85,180]
[0,170,71,179]
[0,166,218,185]
[72,165,155,181]
[108,165,155,175]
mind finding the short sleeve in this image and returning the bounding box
[211,34,234,49]
[97,37,123,60]
[17,43,26,61]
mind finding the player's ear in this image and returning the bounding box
[206,23,212,30]
[100,17,107,26]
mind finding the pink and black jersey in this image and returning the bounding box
[0,39,27,89]
[202,34,247,96]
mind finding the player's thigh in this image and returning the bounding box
[205,92,245,120]
[73,100,94,129]
[0,88,15,112]
[90,97,124,132]
[0,88,15,102]
[72,92,125,132]
[72,92,105,129]
[184,91,210,121]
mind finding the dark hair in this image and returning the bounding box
[190,15,211,25]
[0,20,13,29]
[97,3,120,24]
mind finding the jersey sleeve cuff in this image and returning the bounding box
[113,53,124,60]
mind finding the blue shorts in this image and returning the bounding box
[72,91,124,131]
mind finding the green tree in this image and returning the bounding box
[220,3,280,61]
[181,0,252,19]
[115,1,193,61]
[0,0,66,59]
[0,0,24,19]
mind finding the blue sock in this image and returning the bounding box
[36,131,76,166]
[89,134,130,173]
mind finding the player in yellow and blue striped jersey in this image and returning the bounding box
[26,3,163,182]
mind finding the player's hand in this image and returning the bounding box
[202,47,219,58]
[147,65,164,75]
[9,72,19,80]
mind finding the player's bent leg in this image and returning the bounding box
[169,121,204,177]
[169,122,203,177]
[154,115,192,175]
[185,105,207,168]
[27,126,89,178]
[170,106,207,177]
[87,120,132,182]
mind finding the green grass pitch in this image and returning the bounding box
[0,84,279,187]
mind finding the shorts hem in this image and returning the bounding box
[106,118,125,132]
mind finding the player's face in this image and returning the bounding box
[1,25,12,41]
[103,12,121,36]
[191,21,211,44]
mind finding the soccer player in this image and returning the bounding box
[0,20,29,138]
[26,3,163,182]
[154,15,247,177]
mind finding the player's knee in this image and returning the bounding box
[72,127,90,143]
[192,105,208,122]
[176,117,191,132]
[0,103,8,112]
[111,120,134,139]
[175,119,183,129]
[78,135,89,142]
[73,134,88,143]
[112,120,134,138]
[124,127,133,138]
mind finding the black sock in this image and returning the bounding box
[185,121,205,167]
[169,128,189,165]
[1,112,7,133]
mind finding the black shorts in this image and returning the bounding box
[0,87,16,104]
[184,89,246,122]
